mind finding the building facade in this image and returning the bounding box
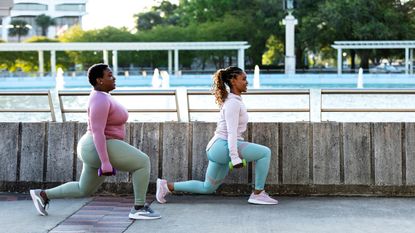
[1,0,86,41]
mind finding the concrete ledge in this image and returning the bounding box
[1,122,414,196]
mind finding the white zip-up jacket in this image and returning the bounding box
[206,93,249,165]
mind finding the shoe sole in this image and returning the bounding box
[128,214,162,220]
[30,190,47,216]
[156,179,166,204]
[248,199,278,205]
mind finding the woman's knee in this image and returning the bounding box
[126,151,150,171]
[261,146,271,158]
[142,154,150,169]
[201,184,217,194]
[79,186,98,197]
[201,179,221,194]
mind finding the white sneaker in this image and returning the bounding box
[248,191,278,205]
[30,189,49,216]
[156,178,170,204]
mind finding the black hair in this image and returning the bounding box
[87,63,109,86]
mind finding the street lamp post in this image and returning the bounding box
[283,0,297,75]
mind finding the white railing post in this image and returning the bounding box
[50,89,64,122]
[175,87,189,122]
[309,89,322,122]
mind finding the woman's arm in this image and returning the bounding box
[224,99,242,166]
[89,95,113,174]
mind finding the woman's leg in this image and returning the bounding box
[238,142,277,205]
[173,139,230,194]
[45,133,105,199]
[238,142,271,191]
[46,165,105,198]
[173,161,228,194]
[106,139,150,206]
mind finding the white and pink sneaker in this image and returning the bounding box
[248,191,278,205]
[156,178,171,204]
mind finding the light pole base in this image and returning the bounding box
[285,56,296,75]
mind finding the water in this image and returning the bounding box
[2,73,415,90]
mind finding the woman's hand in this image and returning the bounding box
[231,157,243,168]
[99,162,115,176]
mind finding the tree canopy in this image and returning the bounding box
[2,0,415,72]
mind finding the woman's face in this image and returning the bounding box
[97,68,116,92]
[231,72,248,94]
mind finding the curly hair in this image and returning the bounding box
[211,66,243,106]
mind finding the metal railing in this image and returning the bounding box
[2,89,415,122]
[318,89,415,122]
[58,90,179,122]
[186,89,311,121]
[321,89,415,111]
[0,90,56,121]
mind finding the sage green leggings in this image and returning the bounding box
[45,133,150,205]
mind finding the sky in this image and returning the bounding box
[82,0,179,30]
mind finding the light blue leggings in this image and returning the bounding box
[174,139,271,193]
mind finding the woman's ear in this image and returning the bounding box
[230,77,236,86]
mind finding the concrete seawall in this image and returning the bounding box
[1,122,414,196]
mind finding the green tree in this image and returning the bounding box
[134,1,178,31]
[35,14,55,36]
[172,0,284,67]
[9,19,30,42]
[59,26,137,68]
[310,0,415,69]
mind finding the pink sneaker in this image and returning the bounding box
[248,191,278,205]
[156,178,170,204]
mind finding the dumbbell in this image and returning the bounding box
[98,168,117,176]
[228,159,247,171]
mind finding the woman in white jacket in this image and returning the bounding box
[156,66,278,205]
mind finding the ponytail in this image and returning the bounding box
[211,66,243,106]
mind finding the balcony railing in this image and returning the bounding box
[1,89,415,122]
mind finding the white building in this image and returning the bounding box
[1,0,86,41]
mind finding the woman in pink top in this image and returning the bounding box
[156,66,278,205]
[30,64,161,220]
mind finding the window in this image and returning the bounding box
[55,4,85,12]
[13,3,47,11]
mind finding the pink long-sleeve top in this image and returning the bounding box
[87,90,128,165]
[206,93,249,164]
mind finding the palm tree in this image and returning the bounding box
[9,19,30,42]
[35,14,55,36]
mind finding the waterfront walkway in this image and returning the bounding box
[1,192,414,233]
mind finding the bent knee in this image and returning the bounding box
[201,183,218,194]
[142,155,150,168]
[79,187,97,197]
[201,187,216,194]
[262,146,271,158]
